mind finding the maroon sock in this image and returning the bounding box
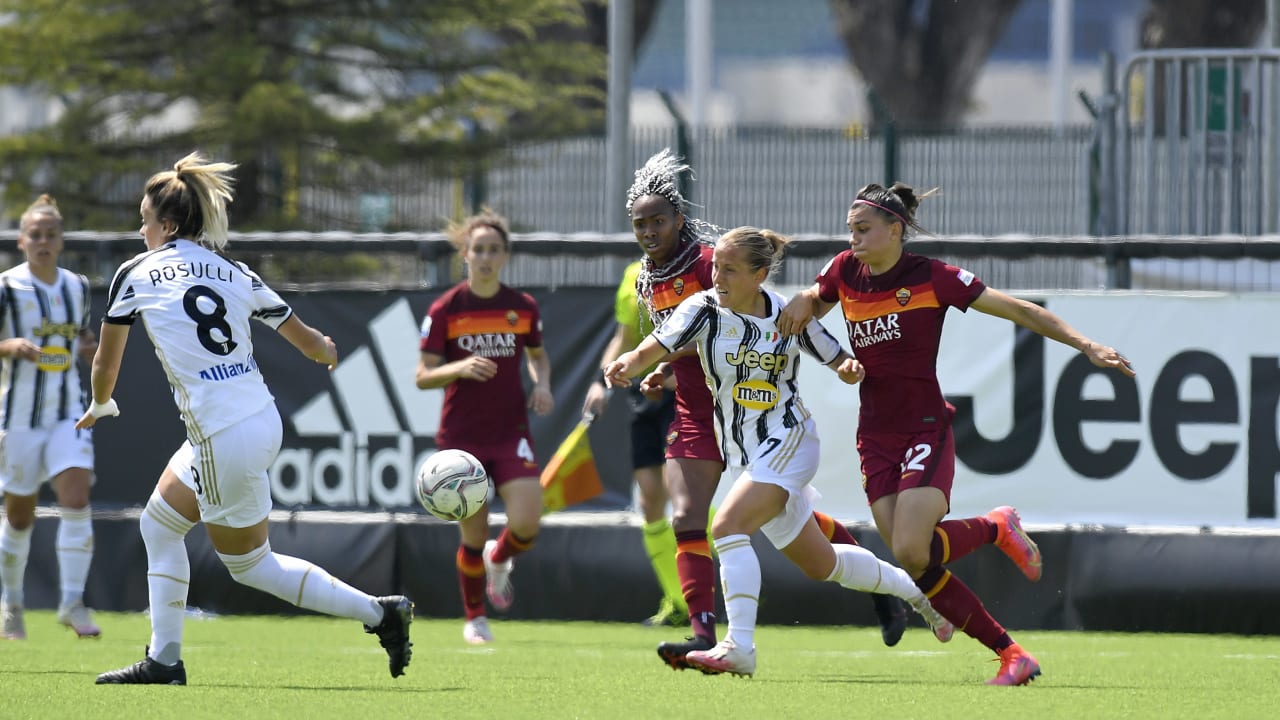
[675,530,717,641]
[915,566,1013,653]
[456,544,486,620]
[929,517,997,566]
[491,527,535,563]
[814,511,859,546]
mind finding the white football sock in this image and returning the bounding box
[56,505,94,608]
[140,493,194,666]
[217,543,382,626]
[714,534,759,650]
[825,544,922,600]
[0,519,32,607]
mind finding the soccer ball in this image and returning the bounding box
[415,449,492,521]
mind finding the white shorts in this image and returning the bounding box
[725,417,821,549]
[167,404,282,528]
[0,420,95,496]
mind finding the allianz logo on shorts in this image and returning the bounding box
[271,299,440,510]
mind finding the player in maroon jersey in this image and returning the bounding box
[778,182,1135,686]
[415,209,554,645]
[626,151,911,670]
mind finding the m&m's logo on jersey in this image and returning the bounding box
[733,380,779,410]
[35,346,71,372]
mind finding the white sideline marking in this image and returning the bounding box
[36,506,1280,536]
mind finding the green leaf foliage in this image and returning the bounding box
[0,0,605,229]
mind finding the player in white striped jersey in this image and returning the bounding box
[0,194,101,640]
[605,227,953,676]
[76,153,412,685]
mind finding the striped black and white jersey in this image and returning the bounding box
[0,264,92,430]
[651,287,847,467]
[104,239,293,443]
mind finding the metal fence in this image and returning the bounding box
[483,125,1095,237]
[1114,50,1280,236]
[5,231,1278,294]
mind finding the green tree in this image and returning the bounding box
[828,0,1024,127]
[0,0,605,229]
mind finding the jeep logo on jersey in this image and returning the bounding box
[269,298,442,509]
[733,380,779,410]
[725,346,789,373]
[33,320,80,341]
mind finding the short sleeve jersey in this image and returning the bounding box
[418,283,542,447]
[0,264,92,430]
[103,239,293,443]
[614,260,651,335]
[815,250,986,432]
[653,287,845,467]
[644,244,716,424]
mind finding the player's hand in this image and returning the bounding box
[314,335,338,370]
[76,329,98,363]
[602,358,632,389]
[777,293,815,336]
[638,368,669,398]
[75,408,98,430]
[1083,341,1135,378]
[528,385,554,416]
[834,357,865,385]
[0,338,40,362]
[459,355,498,382]
[582,381,608,418]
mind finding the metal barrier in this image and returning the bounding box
[1118,50,1280,236]
[3,231,1279,292]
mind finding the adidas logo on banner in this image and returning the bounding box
[270,298,441,509]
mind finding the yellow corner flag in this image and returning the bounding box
[540,419,605,514]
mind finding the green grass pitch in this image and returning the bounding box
[2,611,1278,719]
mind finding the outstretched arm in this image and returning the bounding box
[603,335,669,389]
[75,323,129,429]
[778,284,837,336]
[970,288,1135,377]
[277,314,338,370]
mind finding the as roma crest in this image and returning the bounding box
[673,278,685,296]
[895,288,911,306]
[506,310,519,326]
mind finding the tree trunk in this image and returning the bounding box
[828,0,1023,127]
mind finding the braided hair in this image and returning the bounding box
[626,149,721,328]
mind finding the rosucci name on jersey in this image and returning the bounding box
[148,262,235,286]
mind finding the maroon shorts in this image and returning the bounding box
[664,412,723,464]
[444,436,539,488]
[857,424,956,506]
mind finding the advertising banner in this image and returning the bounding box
[781,289,1280,528]
[88,285,1280,529]
[89,288,624,509]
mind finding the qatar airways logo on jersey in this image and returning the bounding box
[849,314,902,349]
[270,298,442,510]
[457,332,517,358]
